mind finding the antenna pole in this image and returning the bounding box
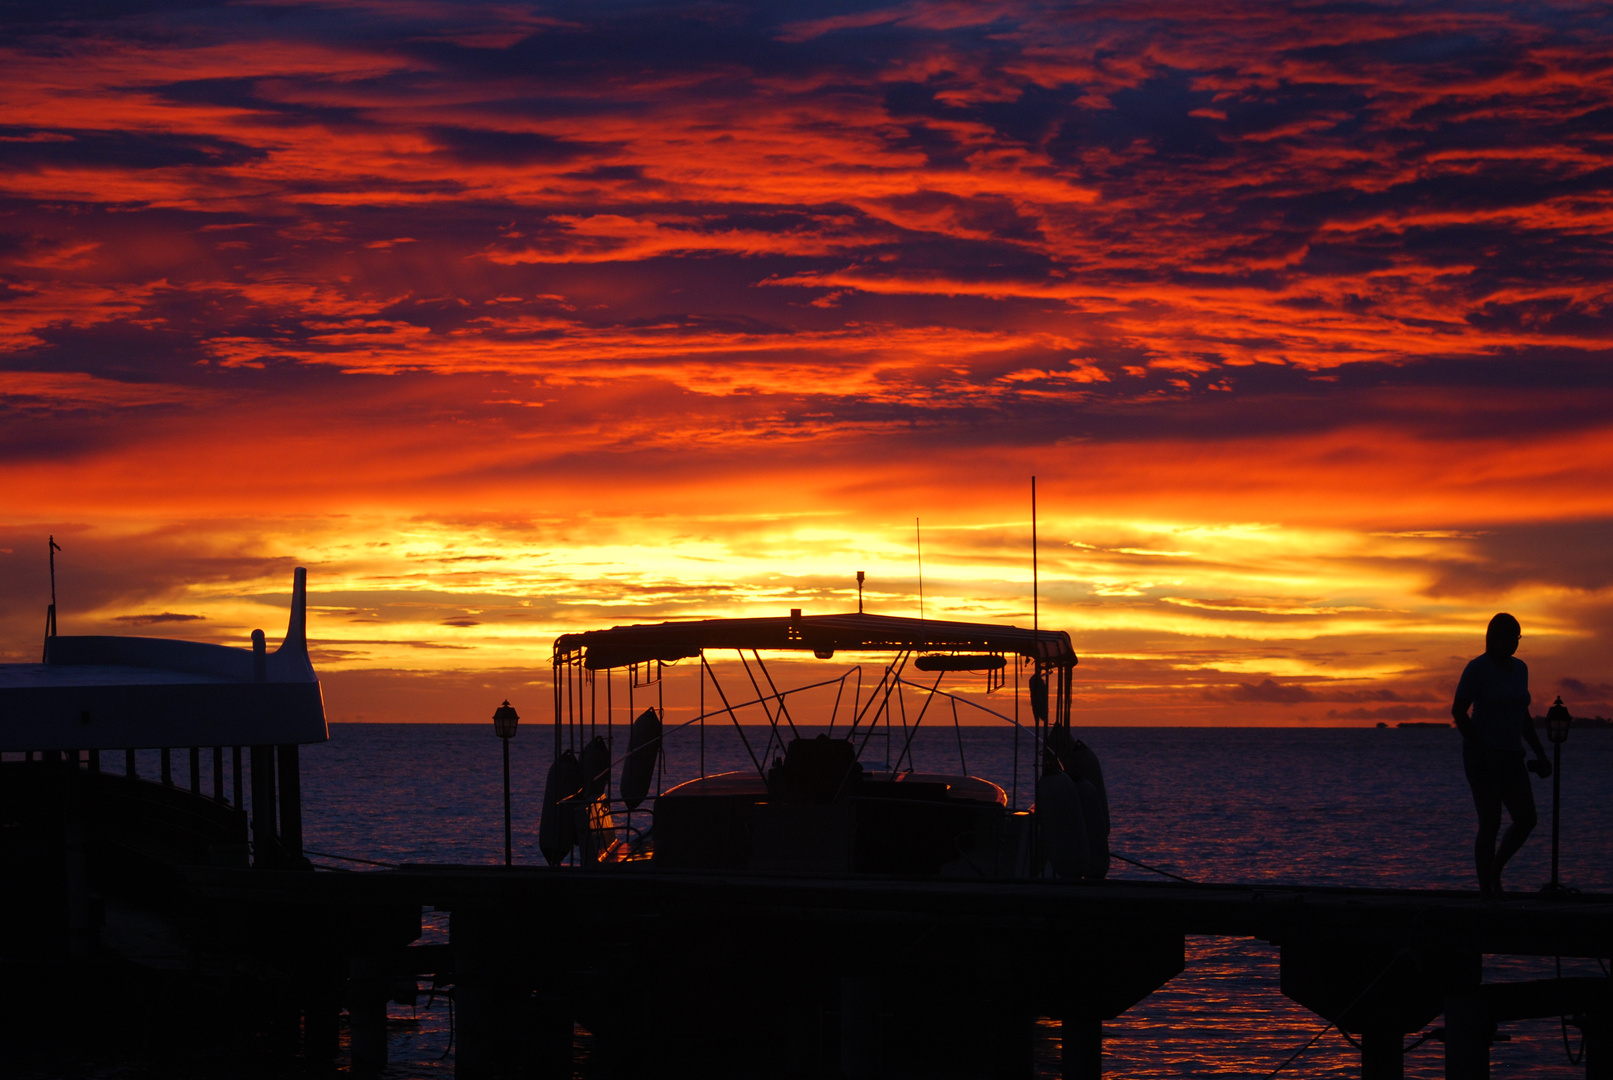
[45,535,61,648]
[1031,478,1038,636]
[916,518,924,621]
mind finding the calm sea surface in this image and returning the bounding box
[290,722,1612,1078]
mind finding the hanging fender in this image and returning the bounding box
[580,735,611,802]
[1072,773,1109,880]
[1055,733,1110,879]
[1035,769,1089,880]
[1071,739,1110,835]
[621,706,662,810]
[539,750,583,866]
[1047,725,1112,876]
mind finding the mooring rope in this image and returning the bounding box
[303,848,399,868]
[1262,904,1440,1079]
[1261,949,1412,1079]
[1109,850,1195,884]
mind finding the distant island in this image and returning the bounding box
[1372,717,1611,730]
[1535,714,1613,728]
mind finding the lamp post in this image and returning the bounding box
[493,700,520,866]
[1544,696,1572,894]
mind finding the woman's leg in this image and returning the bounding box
[1465,742,1503,895]
[1492,756,1538,892]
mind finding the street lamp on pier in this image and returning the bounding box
[493,700,520,865]
[1543,696,1572,895]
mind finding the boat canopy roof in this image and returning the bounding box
[0,568,326,752]
[553,611,1076,671]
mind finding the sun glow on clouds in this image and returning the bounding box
[3,0,1613,724]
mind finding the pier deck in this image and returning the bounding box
[184,865,1613,1080]
[201,864,1613,958]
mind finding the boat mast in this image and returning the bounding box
[1031,479,1038,638]
[43,535,60,659]
[915,518,924,622]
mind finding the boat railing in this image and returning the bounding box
[550,657,1056,867]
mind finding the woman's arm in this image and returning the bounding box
[1452,695,1474,739]
[1522,715,1548,761]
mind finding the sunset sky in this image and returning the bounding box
[3,0,1611,727]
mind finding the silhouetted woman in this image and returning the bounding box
[1452,612,1551,898]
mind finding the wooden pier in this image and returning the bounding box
[192,862,1613,1080]
[3,754,1611,1079]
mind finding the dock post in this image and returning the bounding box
[453,908,553,1079]
[302,975,342,1068]
[161,746,172,785]
[1586,1000,1612,1080]
[348,955,390,1075]
[250,745,278,867]
[1360,1027,1403,1080]
[213,746,224,800]
[1443,991,1490,1079]
[277,744,302,861]
[1061,1015,1102,1079]
[125,748,136,777]
[62,764,92,959]
[840,976,882,1079]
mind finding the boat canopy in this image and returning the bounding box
[0,568,326,752]
[553,611,1076,671]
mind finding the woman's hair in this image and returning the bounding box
[1487,612,1521,641]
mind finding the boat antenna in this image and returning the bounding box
[856,570,865,614]
[1031,478,1038,638]
[915,517,924,621]
[46,535,60,645]
[42,535,61,660]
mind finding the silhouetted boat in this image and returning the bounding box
[0,571,326,957]
[544,608,1110,879]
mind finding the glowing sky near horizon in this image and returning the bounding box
[3,0,1612,725]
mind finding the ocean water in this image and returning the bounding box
[297,722,1613,1078]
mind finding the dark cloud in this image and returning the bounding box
[428,127,605,166]
[1205,679,1440,705]
[112,611,205,625]
[1054,69,1228,161]
[0,127,263,170]
[1423,520,1613,598]
[1561,677,1613,698]
[1208,678,1314,704]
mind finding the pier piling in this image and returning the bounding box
[451,908,547,1080]
[1443,990,1490,1079]
[1587,1002,1612,1080]
[1060,1015,1101,1080]
[250,745,277,866]
[347,955,390,1074]
[277,744,302,860]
